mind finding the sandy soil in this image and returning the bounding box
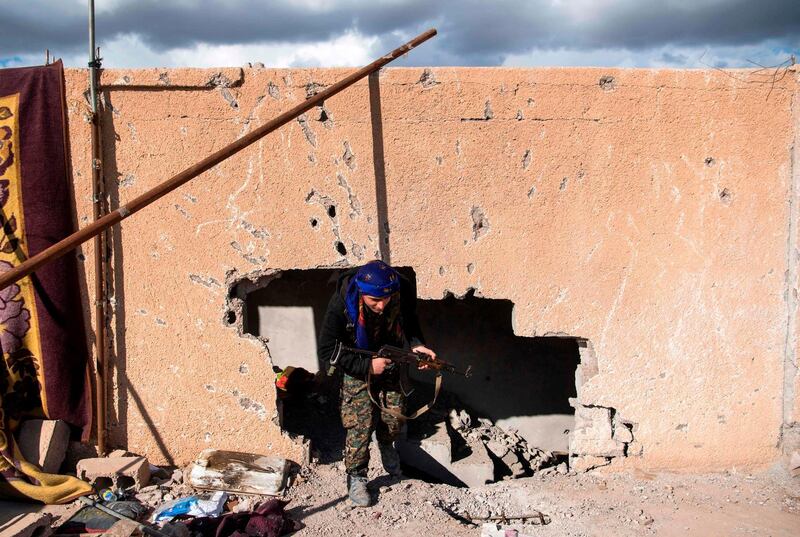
[283,451,800,537]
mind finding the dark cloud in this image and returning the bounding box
[660,51,689,65]
[435,0,800,59]
[0,1,437,57]
[0,0,797,66]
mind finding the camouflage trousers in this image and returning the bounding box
[340,373,405,476]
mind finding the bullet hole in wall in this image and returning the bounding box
[328,205,337,219]
[336,241,347,256]
[599,75,616,91]
[310,218,319,228]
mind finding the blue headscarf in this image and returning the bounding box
[345,260,401,349]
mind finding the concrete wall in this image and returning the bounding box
[62,64,799,470]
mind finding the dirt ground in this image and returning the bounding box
[283,448,800,537]
[4,448,798,536]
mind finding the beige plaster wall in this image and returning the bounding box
[63,64,799,470]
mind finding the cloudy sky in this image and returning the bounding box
[1,1,798,69]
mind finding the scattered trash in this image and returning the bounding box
[63,496,169,537]
[184,498,300,537]
[189,449,289,496]
[107,500,149,520]
[152,491,228,522]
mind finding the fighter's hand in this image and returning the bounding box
[412,345,437,370]
[370,357,391,375]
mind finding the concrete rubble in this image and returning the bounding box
[568,402,637,472]
[397,421,495,488]
[76,455,151,490]
[398,406,557,487]
[17,419,70,474]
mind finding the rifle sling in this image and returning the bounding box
[366,368,442,420]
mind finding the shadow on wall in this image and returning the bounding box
[101,89,176,465]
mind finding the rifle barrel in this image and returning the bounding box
[0,28,437,291]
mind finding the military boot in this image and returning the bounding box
[379,442,402,478]
[347,474,370,507]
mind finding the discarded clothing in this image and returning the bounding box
[184,499,300,537]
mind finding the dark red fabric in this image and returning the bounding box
[0,61,91,438]
[184,499,300,537]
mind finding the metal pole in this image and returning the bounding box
[88,0,107,455]
[0,28,437,291]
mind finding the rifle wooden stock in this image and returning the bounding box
[0,28,437,291]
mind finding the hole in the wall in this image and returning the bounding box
[414,289,579,454]
[310,217,319,228]
[239,268,581,475]
[335,241,347,256]
[241,269,345,463]
[327,205,337,219]
[225,310,237,325]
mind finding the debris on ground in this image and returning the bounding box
[152,491,228,522]
[188,449,289,496]
[13,439,800,537]
[76,455,151,490]
[399,402,557,487]
[17,419,71,474]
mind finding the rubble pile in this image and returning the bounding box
[398,402,558,488]
[449,409,556,479]
[13,439,297,537]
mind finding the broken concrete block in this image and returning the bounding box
[570,454,611,473]
[484,439,509,459]
[613,423,634,444]
[17,419,70,474]
[627,440,644,457]
[397,422,494,487]
[501,450,527,478]
[448,409,471,431]
[0,512,53,537]
[569,406,625,458]
[76,456,150,489]
[455,439,496,487]
[188,449,288,495]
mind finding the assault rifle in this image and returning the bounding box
[330,342,472,420]
[331,342,472,378]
